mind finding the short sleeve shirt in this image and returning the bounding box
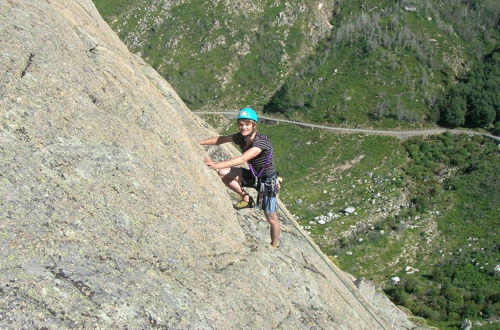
[232,132,276,178]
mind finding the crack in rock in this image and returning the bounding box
[21,53,35,78]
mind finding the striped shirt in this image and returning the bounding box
[232,132,277,178]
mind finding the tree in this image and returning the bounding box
[466,97,496,127]
[493,121,500,135]
[436,48,500,128]
[438,87,467,127]
[264,84,292,114]
[464,49,500,127]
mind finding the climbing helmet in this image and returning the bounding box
[237,108,258,123]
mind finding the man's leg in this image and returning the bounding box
[217,167,249,202]
[265,212,280,247]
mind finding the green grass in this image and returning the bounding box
[92,0,135,18]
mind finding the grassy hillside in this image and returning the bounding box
[93,0,499,131]
[207,114,499,328]
[265,0,500,129]
[92,0,334,109]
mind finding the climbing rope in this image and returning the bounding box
[276,200,389,330]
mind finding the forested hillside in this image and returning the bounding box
[92,0,335,109]
[265,0,499,130]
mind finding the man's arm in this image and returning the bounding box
[204,147,262,170]
[199,135,233,145]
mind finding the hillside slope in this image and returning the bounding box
[93,0,335,109]
[0,0,415,328]
[94,0,499,129]
[265,0,500,127]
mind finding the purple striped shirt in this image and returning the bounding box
[232,132,276,177]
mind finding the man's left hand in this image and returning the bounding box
[203,157,217,170]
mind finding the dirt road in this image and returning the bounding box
[194,111,500,142]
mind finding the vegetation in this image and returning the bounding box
[384,133,499,325]
[264,0,500,130]
[92,0,325,110]
[386,248,500,324]
[94,0,500,132]
[265,2,444,124]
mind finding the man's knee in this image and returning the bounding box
[219,168,235,184]
[219,167,241,185]
[266,213,279,224]
[218,167,230,177]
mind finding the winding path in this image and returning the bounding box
[194,111,500,142]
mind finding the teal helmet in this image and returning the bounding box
[237,107,258,122]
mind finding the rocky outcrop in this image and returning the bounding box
[354,278,420,330]
[1,0,416,328]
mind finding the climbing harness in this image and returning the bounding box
[256,173,280,209]
[242,135,273,184]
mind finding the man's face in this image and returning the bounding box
[238,119,254,137]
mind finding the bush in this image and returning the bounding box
[412,196,430,212]
[463,301,481,318]
[405,277,425,295]
[390,287,411,306]
[420,306,441,321]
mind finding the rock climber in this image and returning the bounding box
[199,108,281,248]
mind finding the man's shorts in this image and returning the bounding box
[240,168,278,214]
[261,195,277,214]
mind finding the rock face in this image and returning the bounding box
[1,0,415,328]
[355,278,417,330]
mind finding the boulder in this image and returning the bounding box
[344,206,356,214]
[460,318,472,330]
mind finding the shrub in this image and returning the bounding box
[420,306,441,321]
